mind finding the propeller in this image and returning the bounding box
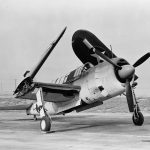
[133,52,150,68]
[83,38,150,113]
[83,39,135,81]
[83,39,122,70]
[14,27,67,95]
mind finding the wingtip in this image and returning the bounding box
[63,26,67,32]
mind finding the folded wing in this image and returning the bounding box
[72,30,117,65]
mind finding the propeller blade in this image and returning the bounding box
[125,79,134,112]
[83,39,122,70]
[29,27,67,79]
[133,52,150,68]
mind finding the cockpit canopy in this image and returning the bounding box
[52,62,94,84]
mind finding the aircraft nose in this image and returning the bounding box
[118,65,135,80]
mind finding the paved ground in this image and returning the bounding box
[0,111,150,150]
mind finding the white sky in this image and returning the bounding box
[0,0,150,96]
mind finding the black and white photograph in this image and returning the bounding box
[0,0,150,149]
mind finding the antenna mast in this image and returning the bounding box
[110,45,113,58]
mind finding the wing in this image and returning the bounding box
[72,30,117,65]
[15,82,81,102]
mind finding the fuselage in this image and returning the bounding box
[27,58,126,116]
[73,59,125,104]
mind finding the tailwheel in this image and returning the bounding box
[132,111,144,126]
[40,116,51,132]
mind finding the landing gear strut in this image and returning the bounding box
[36,88,52,132]
[33,115,37,121]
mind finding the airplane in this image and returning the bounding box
[0,27,150,132]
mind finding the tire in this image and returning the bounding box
[40,116,51,132]
[132,111,144,126]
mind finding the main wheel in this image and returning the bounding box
[40,116,51,132]
[132,111,144,126]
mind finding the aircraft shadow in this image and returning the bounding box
[47,119,131,134]
[7,114,94,122]
[2,114,147,133]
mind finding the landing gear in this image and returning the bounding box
[36,88,52,132]
[33,115,37,121]
[132,105,144,126]
[40,115,51,131]
[127,89,144,126]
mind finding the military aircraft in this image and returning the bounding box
[1,27,150,132]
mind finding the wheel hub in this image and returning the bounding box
[41,120,46,130]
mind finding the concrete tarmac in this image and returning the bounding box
[0,111,150,150]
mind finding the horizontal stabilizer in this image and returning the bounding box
[0,103,32,110]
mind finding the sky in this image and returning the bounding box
[0,0,150,96]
